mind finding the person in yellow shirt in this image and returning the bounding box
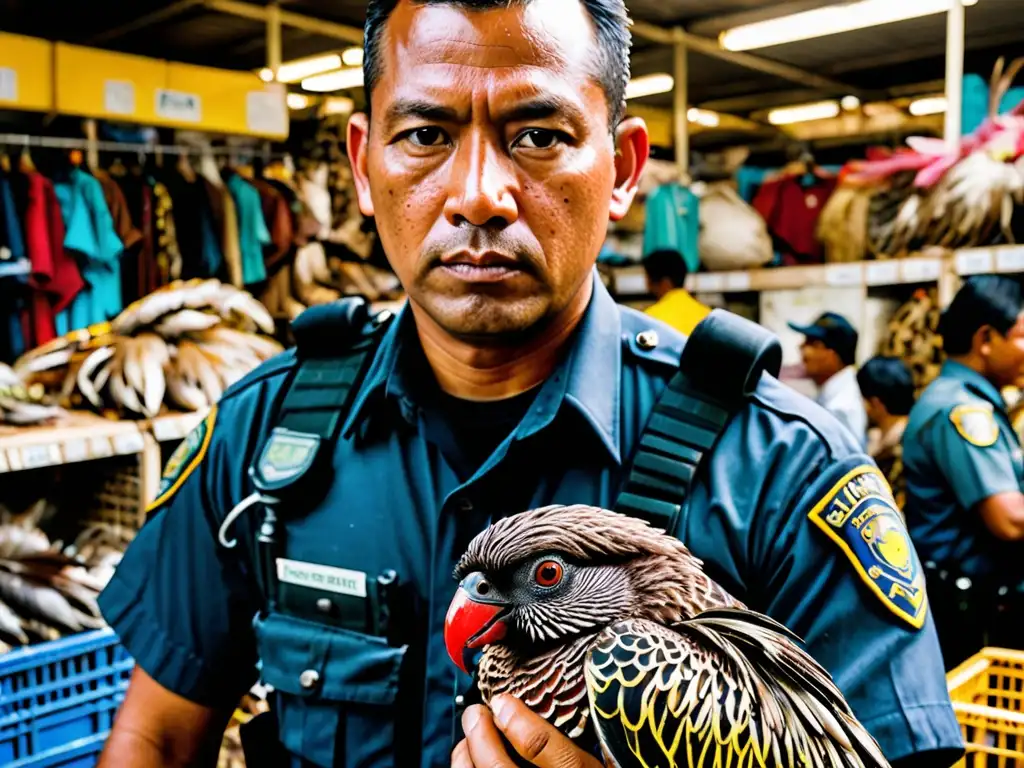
[642,249,711,335]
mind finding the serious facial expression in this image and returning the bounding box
[349,0,645,340]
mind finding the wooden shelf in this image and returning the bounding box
[607,245,1024,298]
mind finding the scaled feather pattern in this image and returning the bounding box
[449,505,890,768]
[13,280,283,418]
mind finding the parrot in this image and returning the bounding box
[444,504,891,768]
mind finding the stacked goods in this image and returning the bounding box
[0,363,65,426]
[14,279,284,418]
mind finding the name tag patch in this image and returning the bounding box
[276,558,367,598]
[808,465,927,629]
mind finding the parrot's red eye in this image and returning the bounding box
[534,560,564,588]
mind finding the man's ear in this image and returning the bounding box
[347,112,375,218]
[976,325,994,356]
[609,117,650,222]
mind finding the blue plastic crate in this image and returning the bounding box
[0,629,133,768]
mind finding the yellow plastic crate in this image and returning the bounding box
[947,648,1024,767]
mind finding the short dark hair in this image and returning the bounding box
[642,249,688,288]
[363,0,632,127]
[938,275,1024,356]
[857,357,915,416]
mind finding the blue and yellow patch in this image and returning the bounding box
[950,403,999,448]
[808,465,927,629]
[148,406,217,512]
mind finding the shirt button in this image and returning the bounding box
[455,694,465,707]
[316,598,333,614]
[636,330,660,350]
[299,669,320,690]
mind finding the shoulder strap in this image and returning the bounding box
[614,309,782,534]
[248,297,393,506]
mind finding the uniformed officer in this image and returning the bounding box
[903,275,1024,669]
[95,0,962,766]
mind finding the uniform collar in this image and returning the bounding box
[942,360,1007,411]
[343,272,623,464]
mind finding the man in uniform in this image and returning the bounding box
[903,275,1024,669]
[95,0,962,766]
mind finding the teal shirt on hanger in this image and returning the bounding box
[225,173,270,287]
[54,168,124,335]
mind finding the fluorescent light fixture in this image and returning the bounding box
[287,93,311,110]
[768,100,840,125]
[841,95,861,111]
[720,0,979,51]
[909,95,947,116]
[302,67,364,92]
[276,54,344,84]
[687,107,720,128]
[259,68,274,83]
[626,73,673,100]
[322,96,355,116]
[342,47,364,67]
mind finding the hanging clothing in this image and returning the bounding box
[115,171,157,304]
[224,173,269,286]
[642,183,700,273]
[163,171,223,280]
[53,168,125,334]
[249,178,293,276]
[0,173,28,360]
[219,188,244,288]
[752,174,837,266]
[152,180,182,286]
[94,170,143,255]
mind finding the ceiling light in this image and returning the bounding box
[768,100,841,125]
[687,108,720,128]
[322,96,355,116]
[277,54,343,84]
[287,93,311,110]
[909,95,947,116]
[720,0,979,51]
[841,95,861,111]
[259,68,275,83]
[625,73,674,100]
[302,67,364,92]
[342,47,364,67]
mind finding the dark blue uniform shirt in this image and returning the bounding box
[904,360,1024,583]
[99,277,962,767]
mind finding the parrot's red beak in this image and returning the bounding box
[444,574,510,674]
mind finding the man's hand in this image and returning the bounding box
[452,695,605,768]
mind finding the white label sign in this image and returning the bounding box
[696,273,726,293]
[88,436,114,459]
[21,444,60,470]
[276,558,367,597]
[826,263,863,287]
[956,249,994,275]
[156,89,202,123]
[63,438,89,464]
[901,258,940,282]
[724,271,752,292]
[113,431,146,455]
[104,80,136,116]
[996,247,1024,273]
[865,261,900,285]
[246,87,287,136]
[0,67,17,102]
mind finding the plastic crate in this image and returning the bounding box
[947,647,1024,767]
[0,629,133,767]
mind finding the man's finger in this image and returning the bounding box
[490,695,603,768]
[463,703,516,767]
[452,738,473,768]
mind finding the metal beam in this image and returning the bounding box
[944,0,965,150]
[672,35,689,179]
[204,0,364,45]
[266,1,282,78]
[86,0,205,45]
[630,19,874,100]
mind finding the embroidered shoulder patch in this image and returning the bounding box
[950,403,999,447]
[148,406,218,511]
[808,465,927,629]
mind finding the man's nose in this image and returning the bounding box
[443,133,519,228]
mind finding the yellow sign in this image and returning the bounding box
[0,33,53,112]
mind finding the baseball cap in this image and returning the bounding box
[788,312,858,365]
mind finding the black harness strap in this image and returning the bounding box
[614,309,783,534]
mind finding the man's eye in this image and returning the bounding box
[514,129,562,150]
[405,127,448,147]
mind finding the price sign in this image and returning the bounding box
[63,438,89,464]
[996,247,1024,273]
[865,261,900,285]
[5,448,22,472]
[20,443,59,470]
[246,87,287,136]
[826,264,863,287]
[724,271,752,292]
[0,67,17,103]
[113,431,146,456]
[156,89,201,123]
[956,249,994,275]
[104,80,136,116]
[901,258,940,282]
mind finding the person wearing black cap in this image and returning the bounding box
[789,312,867,447]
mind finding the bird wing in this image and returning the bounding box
[585,610,890,768]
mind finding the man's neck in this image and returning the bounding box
[949,353,989,381]
[813,365,845,389]
[876,413,906,438]
[411,281,593,402]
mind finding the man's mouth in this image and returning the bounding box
[438,251,528,283]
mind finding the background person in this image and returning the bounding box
[858,355,915,511]
[642,248,710,335]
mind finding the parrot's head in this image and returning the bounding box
[444,504,722,673]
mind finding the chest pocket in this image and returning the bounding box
[255,612,408,768]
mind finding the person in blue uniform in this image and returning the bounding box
[903,275,1024,670]
[95,0,961,766]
